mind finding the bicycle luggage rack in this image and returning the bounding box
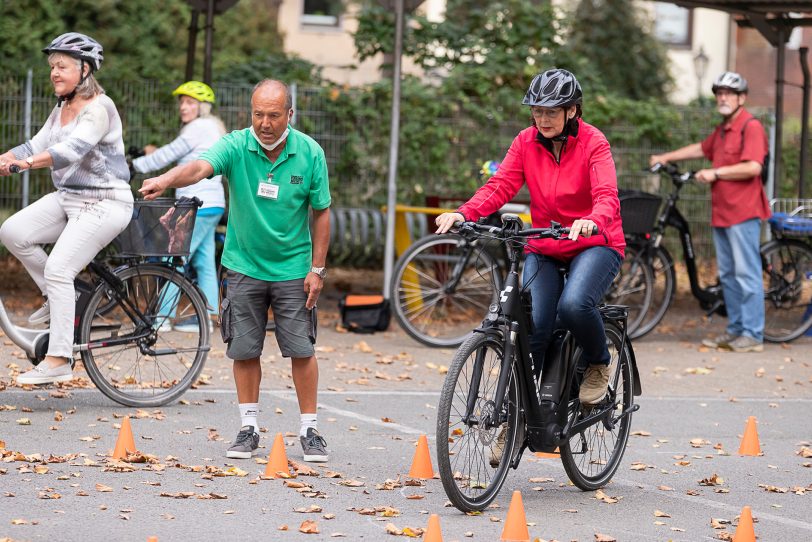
[768,199,812,237]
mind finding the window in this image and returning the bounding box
[653,2,692,47]
[302,0,341,27]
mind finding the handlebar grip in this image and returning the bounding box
[9,164,21,174]
[591,225,599,236]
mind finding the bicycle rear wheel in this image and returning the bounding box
[630,245,675,339]
[561,322,634,490]
[762,239,812,342]
[437,332,519,512]
[78,264,210,407]
[604,243,653,337]
[392,234,502,348]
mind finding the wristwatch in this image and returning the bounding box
[25,156,34,168]
[310,266,327,279]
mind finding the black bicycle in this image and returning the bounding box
[609,163,812,341]
[436,215,641,512]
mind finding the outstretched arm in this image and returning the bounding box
[139,159,214,200]
[650,143,704,166]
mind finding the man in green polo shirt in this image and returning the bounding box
[140,79,332,462]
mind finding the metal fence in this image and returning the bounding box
[0,73,746,262]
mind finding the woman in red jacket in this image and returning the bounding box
[436,68,625,406]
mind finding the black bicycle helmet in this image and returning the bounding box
[42,32,104,72]
[711,71,748,95]
[522,68,583,108]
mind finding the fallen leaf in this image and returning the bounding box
[299,519,319,534]
[95,483,113,493]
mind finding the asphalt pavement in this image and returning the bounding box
[1,290,811,542]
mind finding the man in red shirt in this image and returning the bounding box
[650,72,770,352]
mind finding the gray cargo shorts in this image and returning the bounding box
[220,269,317,360]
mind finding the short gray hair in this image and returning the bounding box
[48,53,104,99]
[252,79,292,110]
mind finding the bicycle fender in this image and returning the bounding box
[472,325,504,341]
[626,340,643,397]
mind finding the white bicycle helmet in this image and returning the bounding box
[42,32,104,72]
[711,71,748,95]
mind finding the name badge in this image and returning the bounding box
[257,181,279,200]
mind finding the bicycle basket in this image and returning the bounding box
[619,190,663,235]
[768,213,812,237]
[115,198,201,257]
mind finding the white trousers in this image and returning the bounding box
[0,191,132,357]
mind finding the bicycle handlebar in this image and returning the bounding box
[649,162,695,184]
[9,164,21,174]
[453,218,598,240]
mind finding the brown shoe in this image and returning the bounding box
[701,332,738,349]
[579,364,611,405]
[727,335,764,353]
[489,426,507,467]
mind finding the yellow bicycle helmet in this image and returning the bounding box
[172,81,215,104]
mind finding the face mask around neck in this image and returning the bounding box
[250,125,290,151]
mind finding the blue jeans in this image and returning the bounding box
[712,218,764,341]
[160,210,223,319]
[522,247,621,367]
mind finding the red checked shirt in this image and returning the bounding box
[700,109,771,227]
[458,119,625,262]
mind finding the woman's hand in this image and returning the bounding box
[568,218,598,241]
[143,144,158,155]
[435,212,465,234]
[0,152,24,176]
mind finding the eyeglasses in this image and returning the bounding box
[530,107,564,119]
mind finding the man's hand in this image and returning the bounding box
[139,176,168,200]
[649,154,666,167]
[144,144,158,155]
[435,212,465,234]
[304,273,323,310]
[695,168,716,184]
[568,218,598,241]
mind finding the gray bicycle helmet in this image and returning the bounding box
[522,68,583,108]
[711,71,748,95]
[42,32,104,72]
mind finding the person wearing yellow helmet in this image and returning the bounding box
[132,81,227,332]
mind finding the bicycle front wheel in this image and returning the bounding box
[437,332,519,512]
[392,234,502,348]
[762,239,812,342]
[78,264,210,407]
[561,322,634,490]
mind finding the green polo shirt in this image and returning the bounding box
[201,126,331,281]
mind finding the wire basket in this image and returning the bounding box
[115,198,201,257]
[619,189,663,235]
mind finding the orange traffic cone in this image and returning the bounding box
[147,537,158,542]
[732,505,756,542]
[422,513,443,541]
[738,416,761,456]
[409,434,434,479]
[264,433,291,478]
[501,490,531,541]
[112,416,137,459]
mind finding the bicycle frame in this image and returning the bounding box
[0,257,191,363]
[642,166,724,314]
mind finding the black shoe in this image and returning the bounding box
[226,425,259,459]
[300,428,328,462]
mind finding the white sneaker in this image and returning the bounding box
[28,300,50,325]
[17,363,73,385]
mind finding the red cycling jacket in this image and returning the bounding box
[458,119,625,262]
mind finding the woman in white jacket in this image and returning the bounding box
[0,32,133,385]
[132,81,226,332]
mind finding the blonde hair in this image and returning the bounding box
[198,101,227,135]
[48,53,104,99]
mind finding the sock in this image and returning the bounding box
[300,413,317,437]
[239,403,259,433]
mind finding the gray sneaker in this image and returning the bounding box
[16,362,73,385]
[28,299,50,325]
[728,335,764,353]
[300,428,328,462]
[701,332,739,349]
[579,364,611,405]
[226,425,259,459]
